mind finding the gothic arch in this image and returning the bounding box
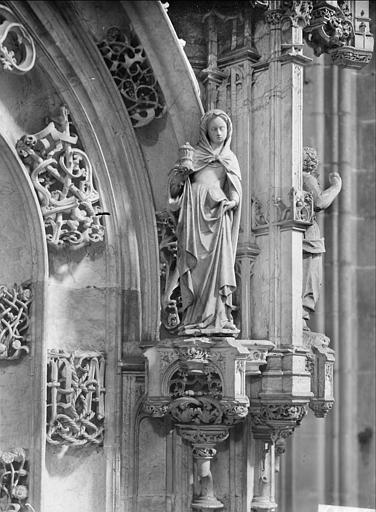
[0,133,48,508]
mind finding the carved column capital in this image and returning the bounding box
[263,2,313,28]
[250,402,308,442]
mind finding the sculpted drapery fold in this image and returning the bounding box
[168,110,241,335]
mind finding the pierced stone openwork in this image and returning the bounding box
[0,5,36,74]
[16,106,106,249]
[98,27,166,128]
[47,350,105,446]
[0,448,31,511]
[156,210,181,333]
[0,282,31,361]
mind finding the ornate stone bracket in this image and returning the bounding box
[303,1,374,69]
[16,106,106,249]
[144,337,274,510]
[47,350,105,447]
[251,188,314,232]
[98,27,166,128]
[0,5,36,74]
[0,282,31,361]
[0,448,34,512]
[259,1,373,69]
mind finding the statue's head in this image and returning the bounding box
[199,109,232,149]
[303,146,318,173]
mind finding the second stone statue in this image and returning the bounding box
[168,109,242,336]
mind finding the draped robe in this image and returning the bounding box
[169,111,242,333]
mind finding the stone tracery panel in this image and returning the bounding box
[0,5,36,74]
[0,282,31,361]
[98,27,166,128]
[46,350,106,447]
[16,107,106,249]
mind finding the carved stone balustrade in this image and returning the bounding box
[0,447,31,511]
[47,350,106,447]
[16,106,106,249]
[0,5,36,74]
[0,282,31,361]
[144,336,274,510]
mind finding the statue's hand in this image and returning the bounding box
[328,172,342,188]
[223,200,237,213]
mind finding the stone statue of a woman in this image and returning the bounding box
[169,110,242,335]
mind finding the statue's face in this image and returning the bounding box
[207,117,227,147]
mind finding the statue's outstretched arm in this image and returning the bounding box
[303,172,342,211]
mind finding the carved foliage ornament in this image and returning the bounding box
[98,27,166,128]
[0,282,31,360]
[303,1,374,68]
[0,5,36,74]
[47,350,105,446]
[264,1,314,28]
[304,1,354,55]
[16,107,106,248]
[0,448,34,512]
[250,403,308,440]
[156,210,181,332]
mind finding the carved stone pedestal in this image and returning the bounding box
[177,425,230,510]
[144,336,274,510]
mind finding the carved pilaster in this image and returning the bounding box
[16,106,106,249]
[98,27,166,127]
[0,282,31,360]
[0,5,36,74]
[46,350,105,447]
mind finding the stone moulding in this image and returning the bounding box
[46,350,105,447]
[0,282,31,361]
[16,106,106,249]
[98,27,166,128]
[0,5,36,74]
[0,447,34,512]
